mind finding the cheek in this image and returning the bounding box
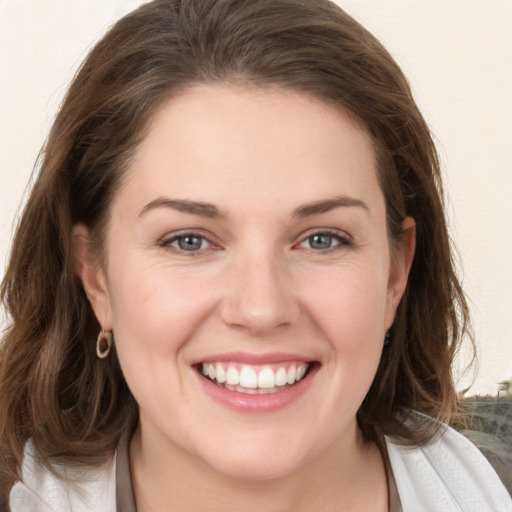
[303,263,389,345]
[295,266,389,431]
[107,262,216,354]
[105,264,218,416]
[300,262,389,398]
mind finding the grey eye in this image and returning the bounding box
[308,234,334,250]
[176,235,205,251]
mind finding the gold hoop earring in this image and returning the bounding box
[96,329,113,359]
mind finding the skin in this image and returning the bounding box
[75,84,415,511]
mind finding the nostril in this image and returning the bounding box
[219,298,297,336]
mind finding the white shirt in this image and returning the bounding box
[9,423,512,511]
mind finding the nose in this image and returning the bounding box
[219,251,299,336]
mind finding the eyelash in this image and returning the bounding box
[158,229,352,255]
[295,229,353,252]
[158,231,218,255]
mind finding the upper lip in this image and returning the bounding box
[191,352,315,365]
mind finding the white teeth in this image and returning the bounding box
[226,366,239,385]
[215,363,226,384]
[287,365,296,385]
[200,362,310,390]
[257,368,275,389]
[275,367,288,387]
[239,366,258,388]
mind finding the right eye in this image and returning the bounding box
[160,233,213,253]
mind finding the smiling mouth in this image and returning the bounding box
[196,362,314,394]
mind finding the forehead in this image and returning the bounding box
[115,84,381,216]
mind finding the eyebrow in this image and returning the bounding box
[139,198,225,219]
[139,195,369,220]
[292,196,369,218]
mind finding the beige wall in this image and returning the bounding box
[1,0,511,395]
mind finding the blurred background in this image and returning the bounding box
[1,0,511,396]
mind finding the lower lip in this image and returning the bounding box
[195,366,318,413]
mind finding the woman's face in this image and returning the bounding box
[81,85,413,480]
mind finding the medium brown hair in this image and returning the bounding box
[0,0,471,497]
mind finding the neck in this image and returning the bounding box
[129,423,389,512]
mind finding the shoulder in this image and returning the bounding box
[9,440,117,512]
[386,413,512,512]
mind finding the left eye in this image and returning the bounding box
[167,234,210,252]
[298,232,349,250]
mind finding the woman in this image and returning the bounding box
[0,0,510,510]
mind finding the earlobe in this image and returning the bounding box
[72,223,112,328]
[385,217,416,326]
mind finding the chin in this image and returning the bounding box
[207,454,303,482]
[198,434,309,481]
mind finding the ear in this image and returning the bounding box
[384,217,416,328]
[72,223,112,329]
